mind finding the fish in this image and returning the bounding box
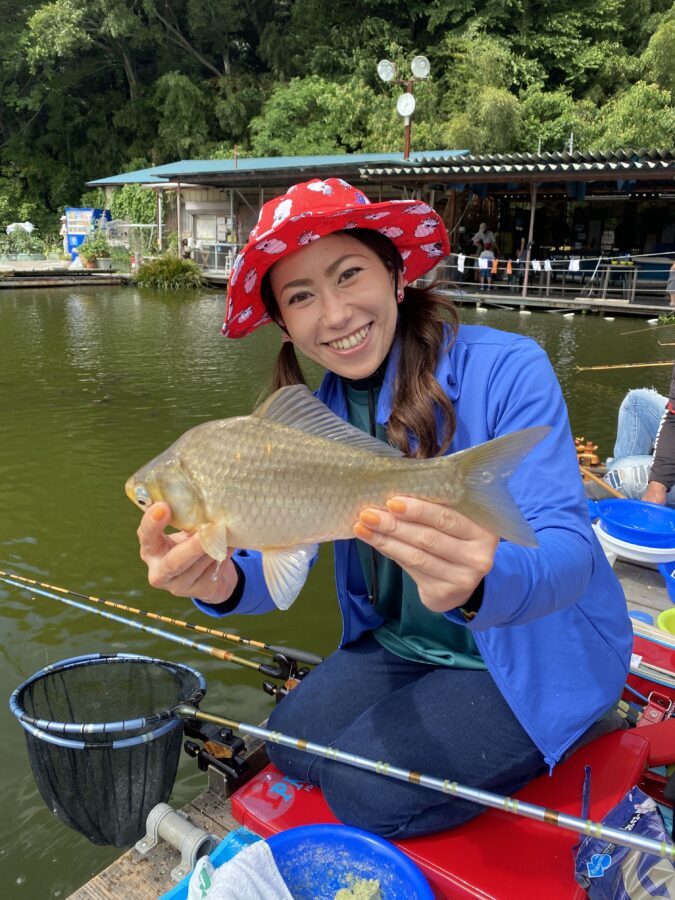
[125,385,549,611]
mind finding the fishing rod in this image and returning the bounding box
[576,361,674,372]
[1,576,303,681]
[0,570,322,667]
[178,705,675,862]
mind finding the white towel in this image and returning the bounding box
[531,259,541,271]
[188,841,293,900]
[457,253,465,273]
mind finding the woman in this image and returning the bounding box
[136,179,631,840]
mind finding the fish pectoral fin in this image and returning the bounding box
[198,522,230,562]
[262,543,318,610]
[253,385,403,457]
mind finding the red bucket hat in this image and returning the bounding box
[222,178,449,338]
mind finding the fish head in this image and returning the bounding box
[125,450,205,533]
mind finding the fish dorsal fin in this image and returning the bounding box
[252,385,403,457]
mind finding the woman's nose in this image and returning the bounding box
[321,288,350,327]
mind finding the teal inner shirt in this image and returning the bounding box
[345,380,486,669]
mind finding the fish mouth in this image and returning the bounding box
[325,323,372,352]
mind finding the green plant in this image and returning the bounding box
[136,255,204,290]
[78,229,112,261]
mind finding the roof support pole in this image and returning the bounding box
[157,189,163,251]
[521,182,539,298]
[176,183,182,244]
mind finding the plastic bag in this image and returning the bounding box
[575,786,675,899]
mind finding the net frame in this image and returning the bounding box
[10,653,207,847]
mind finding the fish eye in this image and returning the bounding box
[135,485,152,507]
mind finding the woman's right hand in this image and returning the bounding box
[137,502,239,604]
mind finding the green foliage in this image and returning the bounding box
[136,254,205,290]
[78,228,113,260]
[109,183,156,223]
[588,81,675,149]
[79,188,107,208]
[0,0,673,220]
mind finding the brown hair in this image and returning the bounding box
[260,229,459,459]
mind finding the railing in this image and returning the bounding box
[427,253,673,304]
[192,242,240,276]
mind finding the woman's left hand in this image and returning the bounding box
[353,497,499,614]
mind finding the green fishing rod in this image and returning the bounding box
[0,570,322,666]
[179,704,675,862]
[0,574,317,681]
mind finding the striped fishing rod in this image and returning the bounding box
[0,573,318,680]
[0,570,322,667]
[179,704,675,861]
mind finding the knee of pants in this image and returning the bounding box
[319,760,480,839]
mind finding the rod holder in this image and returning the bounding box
[135,802,218,882]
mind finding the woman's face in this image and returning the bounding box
[269,233,399,380]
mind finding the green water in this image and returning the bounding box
[0,287,670,898]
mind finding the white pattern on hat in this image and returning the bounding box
[238,305,253,323]
[273,198,293,226]
[405,203,433,215]
[307,180,334,194]
[298,230,321,245]
[414,218,439,238]
[421,242,443,256]
[244,268,258,293]
[363,212,390,220]
[379,226,404,239]
[230,253,244,285]
[256,238,287,254]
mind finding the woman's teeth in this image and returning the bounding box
[328,325,370,351]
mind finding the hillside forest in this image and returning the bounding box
[1,0,674,232]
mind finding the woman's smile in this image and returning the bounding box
[325,322,372,352]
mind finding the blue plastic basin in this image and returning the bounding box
[267,824,434,899]
[587,498,675,549]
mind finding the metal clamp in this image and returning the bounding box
[135,802,219,882]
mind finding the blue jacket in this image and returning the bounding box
[196,324,632,768]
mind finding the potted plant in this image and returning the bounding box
[78,231,113,270]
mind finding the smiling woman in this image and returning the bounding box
[132,177,633,843]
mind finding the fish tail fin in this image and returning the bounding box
[441,426,550,547]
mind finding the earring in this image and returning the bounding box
[396,289,404,304]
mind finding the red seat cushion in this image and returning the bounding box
[231,730,650,899]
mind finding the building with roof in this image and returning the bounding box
[89,148,674,299]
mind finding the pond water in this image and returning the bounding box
[0,286,671,898]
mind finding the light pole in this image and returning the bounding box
[376,55,431,160]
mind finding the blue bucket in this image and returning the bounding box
[587,499,675,549]
[268,824,434,899]
[657,561,675,603]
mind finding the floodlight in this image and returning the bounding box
[410,55,431,79]
[377,59,397,83]
[396,93,416,117]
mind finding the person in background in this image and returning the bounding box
[134,178,630,841]
[472,223,499,291]
[667,260,675,307]
[59,215,69,257]
[605,361,675,504]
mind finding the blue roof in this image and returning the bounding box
[87,150,468,186]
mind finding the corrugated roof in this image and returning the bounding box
[87,150,468,187]
[359,148,675,183]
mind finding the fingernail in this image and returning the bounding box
[387,499,407,514]
[359,510,381,526]
[151,505,165,522]
[354,522,374,540]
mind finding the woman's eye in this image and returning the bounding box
[339,267,361,283]
[287,291,312,305]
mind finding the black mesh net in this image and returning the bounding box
[15,656,205,847]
